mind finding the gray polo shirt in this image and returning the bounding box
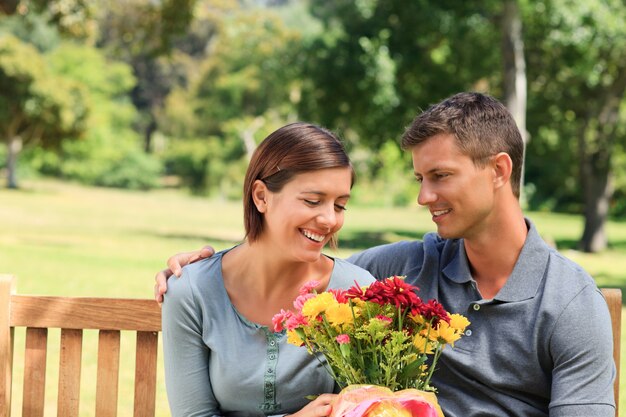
[348,219,615,417]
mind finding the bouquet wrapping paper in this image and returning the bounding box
[330,385,444,417]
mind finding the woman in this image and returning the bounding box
[162,122,375,417]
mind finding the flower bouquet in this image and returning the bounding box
[272,277,470,417]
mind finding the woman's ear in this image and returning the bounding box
[251,180,269,213]
[492,152,513,190]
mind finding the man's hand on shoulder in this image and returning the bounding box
[154,245,215,303]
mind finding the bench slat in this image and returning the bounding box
[601,288,622,416]
[58,329,82,417]
[23,328,47,417]
[133,331,158,417]
[96,330,121,417]
[0,276,14,417]
[11,296,161,332]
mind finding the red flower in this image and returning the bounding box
[328,288,349,304]
[417,299,451,326]
[347,276,423,311]
[375,315,393,324]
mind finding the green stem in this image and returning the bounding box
[424,346,443,389]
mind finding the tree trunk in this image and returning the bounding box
[501,0,528,191]
[6,135,22,189]
[578,64,626,252]
[144,117,157,153]
[241,117,265,162]
[580,151,612,252]
[0,0,19,14]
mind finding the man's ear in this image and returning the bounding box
[251,180,269,213]
[492,152,513,190]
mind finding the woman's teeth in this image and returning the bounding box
[302,230,324,242]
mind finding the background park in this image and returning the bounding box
[1,0,626,416]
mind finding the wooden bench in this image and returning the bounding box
[0,274,162,417]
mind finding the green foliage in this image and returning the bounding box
[49,135,160,190]
[37,42,161,189]
[160,4,304,195]
[97,0,197,58]
[0,9,60,51]
[523,0,626,216]
[0,34,88,147]
[161,137,247,198]
[1,0,98,40]
[351,141,416,207]
[299,0,501,149]
[190,8,302,133]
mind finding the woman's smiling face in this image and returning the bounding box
[256,167,352,263]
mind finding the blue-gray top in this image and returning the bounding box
[162,249,375,417]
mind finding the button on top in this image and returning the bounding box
[473,304,481,311]
[269,340,276,346]
[465,329,473,336]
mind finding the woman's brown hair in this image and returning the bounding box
[243,122,354,246]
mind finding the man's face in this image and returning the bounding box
[411,133,495,240]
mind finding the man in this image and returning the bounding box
[155,92,615,417]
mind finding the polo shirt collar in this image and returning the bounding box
[441,218,550,302]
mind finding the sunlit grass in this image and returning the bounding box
[1,179,624,415]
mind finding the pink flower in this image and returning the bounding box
[336,334,350,344]
[272,309,293,332]
[284,312,308,330]
[294,293,316,311]
[299,280,320,295]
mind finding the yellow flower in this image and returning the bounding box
[350,298,366,308]
[409,313,427,326]
[449,314,470,331]
[325,302,353,326]
[435,321,462,346]
[286,329,303,346]
[420,324,439,342]
[413,334,435,354]
[302,292,336,318]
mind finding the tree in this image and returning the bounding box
[0,34,87,188]
[299,0,502,150]
[96,0,199,153]
[0,0,97,39]
[524,0,626,252]
[160,3,304,195]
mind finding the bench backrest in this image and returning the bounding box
[602,288,622,417]
[0,275,162,417]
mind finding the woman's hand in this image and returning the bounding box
[290,394,337,417]
[154,245,215,303]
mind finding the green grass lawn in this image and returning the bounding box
[1,179,624,416]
